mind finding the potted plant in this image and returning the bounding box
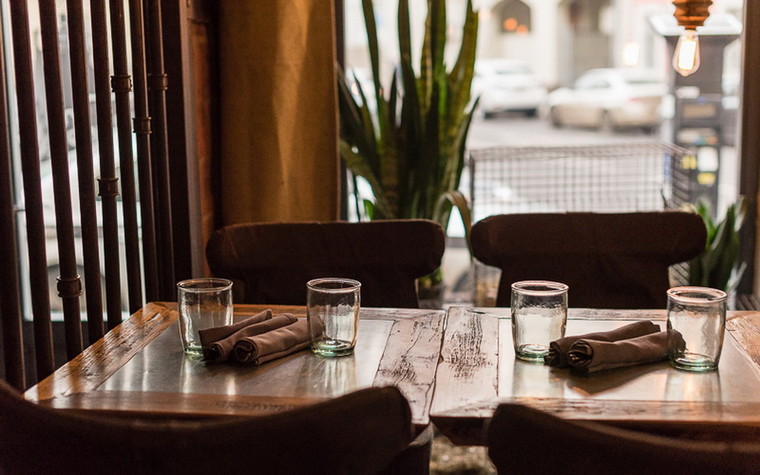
[687,197,747,296]
[337,0,478,302]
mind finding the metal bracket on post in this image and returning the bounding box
[133,116,152,136]
[57,275,83,299]
[186,0,212,24]
[110,74,133,93]
[97,177,120,199]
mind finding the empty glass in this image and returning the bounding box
[511,280,568,362]
[307,278,361,357]
[667,286,727,372]
[177,278,233,354]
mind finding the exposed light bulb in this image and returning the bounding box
[672,28,700,77]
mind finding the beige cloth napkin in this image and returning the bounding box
[199,309,272,348]
[200,313,297,363]
[232,317,316,365]
[566,330,685,373]
[545,321,660,368]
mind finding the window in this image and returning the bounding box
[494,0,531,34]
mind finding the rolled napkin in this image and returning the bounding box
[201,313,298,363]
[199,309,272,348]
[545,321,660,368]
[232,318,315,366]
[566,330,686,373]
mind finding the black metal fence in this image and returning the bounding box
[467,141,694,222]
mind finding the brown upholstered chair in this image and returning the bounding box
[205,220,446,308]
[486,403,760,475]
[471,211,707,309]
[0,381,413,475]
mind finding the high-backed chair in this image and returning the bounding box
[0,381,413,475]
[205,220,447,308]
[205,219,445,474]
[471,212,707,309]
[486,403,760,475]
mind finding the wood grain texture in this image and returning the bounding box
[37,390,322,418]
[26,303,310,402]
[432,397,760,446]
[727,311,760,369]
[25,304,445,431]
[471,307,670,321]
[373,309,445,425]
[26,302,176,401]
[432,306,760,446]
[431,307,499,416]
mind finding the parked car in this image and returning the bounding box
[546,68,667,132]
[472,59,547,118]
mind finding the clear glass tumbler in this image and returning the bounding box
[177,278,233,354]
[667,286,727,372]
[511,280,568,362]
[307,277,361,357]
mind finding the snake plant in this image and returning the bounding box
[687,197,747,293]
[337,0,478,260]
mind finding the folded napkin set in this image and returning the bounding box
[199,309,319,365]
[545,321,686,374]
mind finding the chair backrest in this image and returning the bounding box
[471,211,707,309]
[486,403,760,475]
[205,220,446,308]
[0,380,413,475]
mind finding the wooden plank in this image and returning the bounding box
[435,397,760,422]
[432,308,760,446]
[25,303,305,401]
[26,304,442,432]
[37,390,323,418]
[26,302,176,401]
[431,307,500,416]
[373,309,445,426]
[727,311,760,370]
[471,307,669,321]
[432,397,760,446]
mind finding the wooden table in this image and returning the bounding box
[26,303,446,431]
[431,306,760,445]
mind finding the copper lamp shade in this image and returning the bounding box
[672,0,712,29]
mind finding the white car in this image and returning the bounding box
[547,68,667,132]
[472,59,547,118]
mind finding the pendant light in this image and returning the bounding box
[672,0,712,76]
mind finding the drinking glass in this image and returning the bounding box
[511,280,568,362]
[307,278,361,357]
[667,286,727,371]
[177,278,233,354]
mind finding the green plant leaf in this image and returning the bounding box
[435,189,473,256]
[340,140,392,218]
[687,197,747,291]
[361,0,384,126]
[339,0,480,274]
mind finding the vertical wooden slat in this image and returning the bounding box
[9,0,55,380]
[38,0,84,360]
[161,0,192,282]
[146,0,176,300]
[66,0,105,344]
[129,0,160,302]
[90,0,124,329]
[110,0,143,312]
[0,30,25,390]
